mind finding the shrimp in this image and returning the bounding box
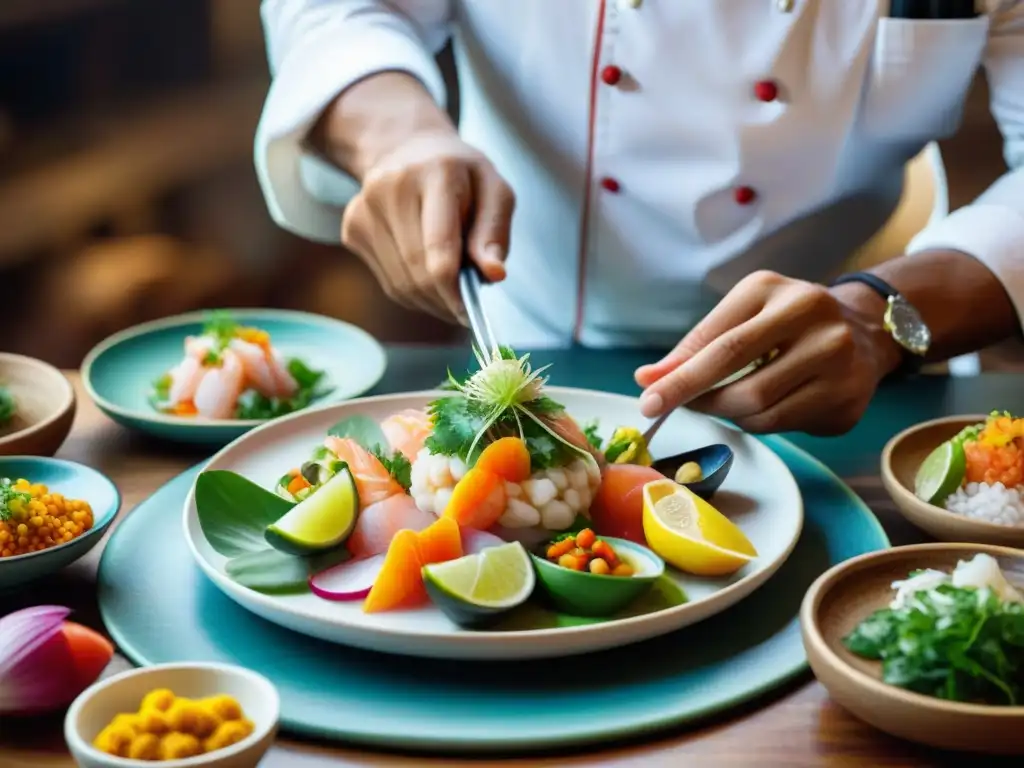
[193,349,244,419]
[167,355,205,405]
[229,339,299,399]
[324,436,404,505]
[184,335,217,361]
[381,409,433,461]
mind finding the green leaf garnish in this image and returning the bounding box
[225,546,350,594]
[581,420,602,450]
[371,445,412,491]
[195,470,295,557]
[0,386,15,428]
[202,310,239,348]
[424,346,588,470]
[327,414,387,449]
[843,583,1024,705]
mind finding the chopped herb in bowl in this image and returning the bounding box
[844,553,1024,706]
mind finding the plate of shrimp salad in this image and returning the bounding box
[81,309,387,444]
[184,347,804,660]
[150,311,329,421]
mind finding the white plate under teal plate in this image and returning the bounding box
[183,388,805,660]
[80,309,387,446]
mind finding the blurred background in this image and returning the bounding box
[0,1,1010,369]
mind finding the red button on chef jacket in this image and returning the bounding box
[601,177,621,193]
[601,65,623,86]
[753,80,779,102]
[734,186,757,205]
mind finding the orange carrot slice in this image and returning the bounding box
[474,437,531,483]
[441,468,508,529]
[416,517,463,564]
[363,530,426,613]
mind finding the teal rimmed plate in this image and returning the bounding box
[81,309,387,446]
[0,457,120,589]
[97,434,888,752]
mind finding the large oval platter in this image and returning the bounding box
[183,388,803,660]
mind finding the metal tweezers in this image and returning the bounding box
[459,264,500,355]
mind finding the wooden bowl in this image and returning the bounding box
[880,414,1024,547]
[0,353,76,457]
[801,542,1024,754]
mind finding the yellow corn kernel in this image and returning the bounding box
[159,732,202,760]
[93,723,135,757]
[127,733,161,760]
[199,694,243,722]
[140,688,176,713]
[203,719,255,753]
[135,707,170,735]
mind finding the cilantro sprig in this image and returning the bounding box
[0,477,30,522]
[844,583,1024,705]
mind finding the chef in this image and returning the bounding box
[255,1,1024,435]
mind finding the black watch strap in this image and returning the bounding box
[829,271,924,378]
[830,271,899,300]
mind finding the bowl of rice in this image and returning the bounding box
[882,413,1024,548]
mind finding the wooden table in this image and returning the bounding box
[3,348,1019,768]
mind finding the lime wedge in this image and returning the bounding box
[914,440,966,505]
[423,542,535,628]
[265,465,358,555]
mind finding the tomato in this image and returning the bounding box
[589,464,664,544]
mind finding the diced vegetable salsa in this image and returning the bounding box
[545,528,634,576]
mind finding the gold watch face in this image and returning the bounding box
[883,296,931,356]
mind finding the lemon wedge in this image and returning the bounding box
[641,480,757,576]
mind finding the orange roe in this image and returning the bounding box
[964,415,1024,487]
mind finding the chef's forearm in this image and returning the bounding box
[833,249,1020,368]
[310,71,457,181]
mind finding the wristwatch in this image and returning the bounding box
[830,271,932,375]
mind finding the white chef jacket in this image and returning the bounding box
[256,0,1024,349]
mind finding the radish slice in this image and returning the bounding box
[462,527,506,554]
[309,554,385,601]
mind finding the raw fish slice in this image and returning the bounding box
[193,350,244,419]
[544,412,605,464]
[167,356,205,405]
[269,348,299,398]
[324,436,404,505]
[348,493,437,558]
[381,409,433,461]
[229,338,282,398]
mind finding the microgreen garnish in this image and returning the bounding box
[424,346,589,470]
[371,446,412,491]
[0,386,14,428]
[582,420,602,450]
[202,310,239,349]
[844,582,1024,705]
[0,478,30,522]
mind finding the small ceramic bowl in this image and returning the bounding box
[530,536,665,617]
[651,443,735,499]
[0,353,76,457]
[880,414,1024,548]
[81,309,387,447]
[801,542,1024,754]
[65,662,280,768]
[0,457,120,589]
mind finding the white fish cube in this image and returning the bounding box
[500,499,542,529]
[413,493,434,515]
[433,487,454,515]
[505,481,523,498]
[563,488,581,512]
[429,460,453,488]
[449,456,468,482]
[523,478,558,507]
[546,468,569,490]
[540,499,575,530]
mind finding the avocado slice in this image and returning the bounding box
[265,464,359,555]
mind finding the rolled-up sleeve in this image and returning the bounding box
[907,1,1024,330]
[256,0,452,242]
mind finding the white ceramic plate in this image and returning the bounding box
[184,388,804,660]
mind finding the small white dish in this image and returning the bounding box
[64,662,279,768]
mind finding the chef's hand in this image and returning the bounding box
[340,130,515,322]
[315,72,515,322]
[633,271,904,436]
